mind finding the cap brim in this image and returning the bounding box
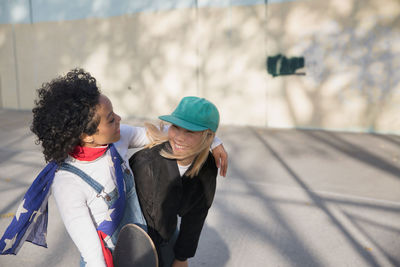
[159,115,208,132]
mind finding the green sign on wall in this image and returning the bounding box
[267,54,305,77]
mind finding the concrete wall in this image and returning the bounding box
[0,0,399,134]
[266,0,400,133]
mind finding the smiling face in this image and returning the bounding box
[82,94,121,147]
[168,125,204,164]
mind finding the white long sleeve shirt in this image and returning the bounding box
[52,125,148,267]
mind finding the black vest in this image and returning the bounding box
[129,142,217,259]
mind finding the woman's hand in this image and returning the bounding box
[172,259,189,267]
[212,144,228,177]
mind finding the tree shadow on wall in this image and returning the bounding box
[265,0,400,132]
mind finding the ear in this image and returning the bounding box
[81,134,94,144]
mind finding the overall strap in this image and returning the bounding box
[59,163,112,203]
[99,143,126,236]
[60,144,126,238]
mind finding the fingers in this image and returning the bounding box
[215,154,221,168]
[220,154,228,177]
[216,151,227,177]
[211,144,228,177]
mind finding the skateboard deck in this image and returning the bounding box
[113,224,159,267]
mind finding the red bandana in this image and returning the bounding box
[69,145,108,161]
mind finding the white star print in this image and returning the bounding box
[29,209,42,223]
[2,233,17,253]
[29,211,37,222]
[16,199,28,221]
[33,209,42,223]
[104,208,114,221]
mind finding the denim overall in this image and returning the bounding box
[59,156,146,266]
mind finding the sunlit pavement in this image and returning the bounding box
[1,109,400,267]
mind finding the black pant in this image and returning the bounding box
[157,228,179,267]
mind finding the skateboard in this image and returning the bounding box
[113,224,159,267]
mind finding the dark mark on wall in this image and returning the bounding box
[267,54,305,77]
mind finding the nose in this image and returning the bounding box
[115,113,121,123]
[174,128,185,142]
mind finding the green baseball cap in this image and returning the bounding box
[159,96,220,132]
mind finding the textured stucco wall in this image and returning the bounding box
[0,0,399,134]
[266,0,400,133]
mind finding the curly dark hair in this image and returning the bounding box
[31,68,101,164]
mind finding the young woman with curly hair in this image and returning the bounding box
[22,68,227,267]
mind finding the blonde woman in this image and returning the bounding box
[129,96,223,267]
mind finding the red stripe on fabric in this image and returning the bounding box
[97,230,114,267]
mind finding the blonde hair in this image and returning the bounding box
[145,122,215,178]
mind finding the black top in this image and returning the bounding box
[129,142,217,261]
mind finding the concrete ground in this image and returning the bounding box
[0,109,399,267]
